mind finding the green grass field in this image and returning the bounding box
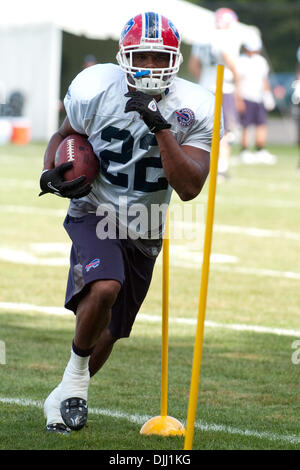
[0,142,300,451]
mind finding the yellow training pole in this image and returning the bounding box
[184,65,224,450]
[161,210,170,417]
[140,211,185,436]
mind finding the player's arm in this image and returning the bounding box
[42,117,76,170]
[155,131,209,201]
[262,77,276,111]
[39,117,91,198]
[124,91,209,201]
[222,51,245,113]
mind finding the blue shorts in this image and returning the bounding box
[63,214,156,339]
[239,99,266,128]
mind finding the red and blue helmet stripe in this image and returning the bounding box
[144,11,160,39]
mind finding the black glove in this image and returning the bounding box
[124,91,171,133]
[39,162,91,199]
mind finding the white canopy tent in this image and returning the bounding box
[0,0,259,140]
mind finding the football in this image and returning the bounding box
[55,134,99,184]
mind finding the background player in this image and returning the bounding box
[237,34,277,164]
[39,11,223,434]
[188,7,243,178]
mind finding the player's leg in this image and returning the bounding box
[74,279,120,350]
[241,127,248,149]
[88,327,117,377]
[254,104,277,164]
[44,280,121,433]
[239,100,259,164]
[86,235,162,377]
[44,318,117,434]
[240,126,254,163]
[44,221,158,433]
[59,238,156,430]
[255,123,267,149]
[44,214,125,433]
[59,279,121,431]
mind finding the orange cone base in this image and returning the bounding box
[140,415,185,437]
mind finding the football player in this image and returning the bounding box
[40,11,223,434]
[236,35,277,165]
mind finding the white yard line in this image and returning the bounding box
[0,204,66,217]
[176,221,300,242]
[1,302,300,337]
[228,177,300,192]
[2,203,300,241]
[0,302,70,316]
[0,178,38,189]
[0,247,69,266]
[215,195,300,209]
[214,264,300,281]
[139,313,300,337]
[160,257,300,280]
[0,396,299,445]
[214,224,300,241]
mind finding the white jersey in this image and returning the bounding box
[64,63,219,245]
[237,53,269,103]
[191,28,241,94]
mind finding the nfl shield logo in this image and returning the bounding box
[175,108,195,127]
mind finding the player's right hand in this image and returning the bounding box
[39,162,91,199]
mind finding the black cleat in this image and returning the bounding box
[46,423,71,435]
[60,397,88,431]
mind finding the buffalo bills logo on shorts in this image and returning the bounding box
[85,258,100,272]
[175,108,195,127]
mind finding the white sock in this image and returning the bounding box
[44,383,64,426]
[60,350,90,403]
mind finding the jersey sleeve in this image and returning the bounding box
[64,87,89,134]
[63,64,121,135]
[179,94,224,153]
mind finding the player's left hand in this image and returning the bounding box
[234,93,246,114]
[124,91,171,133]
[39,163,91,199]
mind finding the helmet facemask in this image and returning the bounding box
[117,45,182,96]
